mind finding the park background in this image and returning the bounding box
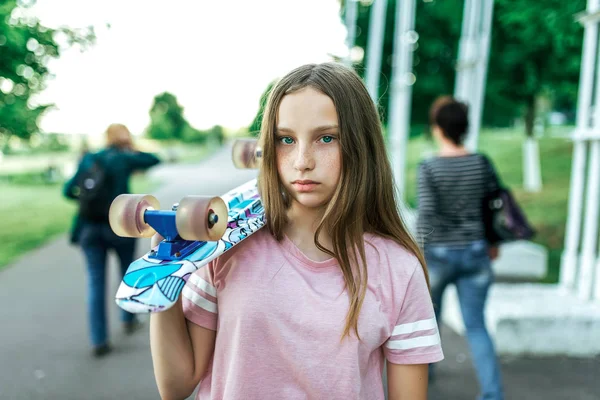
[1,0,599,399]
[0,0,582,281]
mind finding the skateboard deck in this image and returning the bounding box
[113,178,265,313]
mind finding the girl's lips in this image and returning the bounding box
[292,181,319,192]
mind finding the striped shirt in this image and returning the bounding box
[416,153,499,247]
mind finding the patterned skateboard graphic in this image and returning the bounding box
[115,179,265,313]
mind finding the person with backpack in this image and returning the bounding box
[63,123,161,357]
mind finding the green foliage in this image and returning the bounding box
[485,0,585,130]
[353,0,463,126]
[147,92,187,140]
[0,0,95,148]
[0,173,158,270]
[146,92,224,145]
[248,80,276,136]
[352,0,585,130]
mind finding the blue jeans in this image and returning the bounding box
[79,223,136,347]
[425,240,504,400]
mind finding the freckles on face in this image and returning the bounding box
[275,87,342,207]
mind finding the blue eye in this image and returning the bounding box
[280,137,294,145]
[321,136,335,143]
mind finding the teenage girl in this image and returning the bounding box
[150,62,444,400]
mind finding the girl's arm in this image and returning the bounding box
[150,297,216,400]
[387,362,428,400]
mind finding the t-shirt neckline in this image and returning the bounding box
[280,235,339,270]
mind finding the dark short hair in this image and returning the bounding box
[429,96,469,145]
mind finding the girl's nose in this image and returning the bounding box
[293,145,315,171]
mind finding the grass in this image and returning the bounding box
[0,141,219,270]
[0,134,572,282]
[403,128,572,284]
[0,174,159,270]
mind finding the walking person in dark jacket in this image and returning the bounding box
[417,97,504,400]
[64,123,161,357]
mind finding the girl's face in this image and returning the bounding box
[275,87,342,211]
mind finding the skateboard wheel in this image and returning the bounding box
[109,194,160,238]
[232,138,262,169]
[176,196,227,241]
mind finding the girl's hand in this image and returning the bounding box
[489,246,499,261]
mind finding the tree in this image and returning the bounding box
[146,91,220,145]
[147,92,188,141]
[248,80,276,136]
[486,0,585,133]
[0,0,95,150]
[353,0,463,129]
[352,0,585,130]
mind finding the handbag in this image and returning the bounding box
[482,187,536,244]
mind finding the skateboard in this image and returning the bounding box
[110,139,263,313]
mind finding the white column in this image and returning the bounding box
[595,233,600,300]
[463,0,494,152]
[454,0,473,101]
[578,140,600,300]
[344,0,359,68]
[580,5,600,300]
[523,137,543,192]
[365,0,388,103]
[387,0,417,203]
[560,0,599,292]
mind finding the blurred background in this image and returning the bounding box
[0,0,599,399]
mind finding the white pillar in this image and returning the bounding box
[578,140,600,300]
[523,137,543,192]
[387,0,417,203]
[454,0,473,102]
[560,0,599,293]
[344,0,359,68]
[595,236,600,300]
[365,0,388,103]
[464,0,494,152]
[580,13,600,300]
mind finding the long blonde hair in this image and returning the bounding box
[258,63,428,339]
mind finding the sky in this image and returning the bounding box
[26,0,349,138]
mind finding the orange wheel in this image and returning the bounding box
[232,138,262,169]
[175,196,228,241]
[109,194,160,238]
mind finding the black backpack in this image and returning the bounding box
[77,154,115,222]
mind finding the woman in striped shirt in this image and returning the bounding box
[417,96,504,400]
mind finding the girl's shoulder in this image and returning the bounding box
[191,228,276,288]
[215,227,274,263]
[364,233,421,278]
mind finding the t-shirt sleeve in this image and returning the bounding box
[384,259,444,365]
[182,261,219,331]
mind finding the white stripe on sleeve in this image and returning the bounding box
[385,331,441,350]
[189,273,217,297]
[391,317,437,336]
[182,286,217,314]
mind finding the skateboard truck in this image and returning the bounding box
[144,204,203,262]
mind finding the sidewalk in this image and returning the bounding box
[0,145,257,400]
[0,144,597,399]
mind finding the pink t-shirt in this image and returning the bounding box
[182,229,444,399]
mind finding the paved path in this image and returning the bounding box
[1,144,598,399]
[0,145,257,400]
